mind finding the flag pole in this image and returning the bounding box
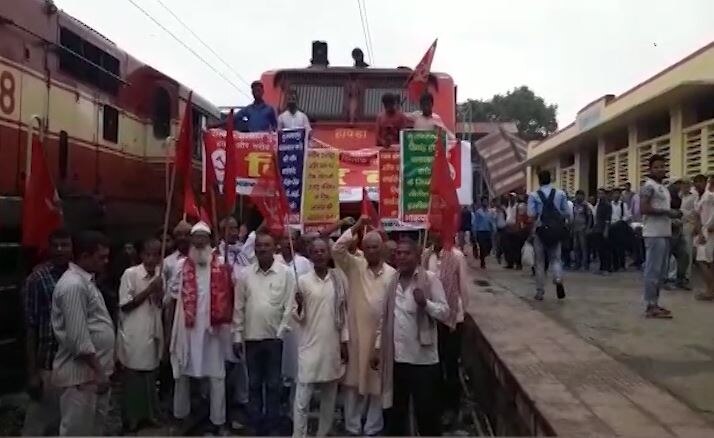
[210,188,219,246]
[161,136,176,263]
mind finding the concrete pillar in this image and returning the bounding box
[526,165,533,192]
[597,136,606,188]
[554,160,562,189]
[575,150,590,193]
[670,104,684,179]
[627,123,639,188]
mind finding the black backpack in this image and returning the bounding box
[536,189,567,246]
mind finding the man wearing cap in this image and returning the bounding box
[169,222,234,434]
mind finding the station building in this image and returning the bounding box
[526,41,714,195]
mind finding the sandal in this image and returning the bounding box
[645,306,673,319]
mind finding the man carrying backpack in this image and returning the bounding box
[527,170,569,301]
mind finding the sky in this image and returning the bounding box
[54,0,713,126]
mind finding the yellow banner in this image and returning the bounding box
[302,148,339,224]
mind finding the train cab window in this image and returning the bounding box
[59,27,121,95]
[59,130,69,180]
[102,104,119,143]
[152,87,171,139]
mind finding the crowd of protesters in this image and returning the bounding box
[20,211,471,437]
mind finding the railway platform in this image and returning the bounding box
[465,258,714,437]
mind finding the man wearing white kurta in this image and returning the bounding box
[275,231,313,395]
[333,217,396,436]
[117,238,164,431]
[170,222,234,431]
[291,238,348,438]
[233,232,294,435]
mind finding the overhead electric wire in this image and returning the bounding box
[356,0,375,64]
[123,0,251,100]
[153,0,252,88]
[360,0,376,64]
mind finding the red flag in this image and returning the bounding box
[428,129,459,250]
[174,91,194,179]
[407,39,438,102]
[183,181,201,220]
[22,135,63,249]
[251,154,289,236]
[223,109,237,214]
[361,187,380,229]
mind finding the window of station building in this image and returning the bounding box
[102,104,119,143]
[152,87,171,139]
[59,27,121,95]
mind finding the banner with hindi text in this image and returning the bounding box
[378,148,400,219]
[203,129,277,195]
[277,129,306,224]
[400,130,446,224]
[302,148,339,227]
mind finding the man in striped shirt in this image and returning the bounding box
[51,231,115,436]
[22,228,72,436]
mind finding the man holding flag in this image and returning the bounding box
[422,129,465,426]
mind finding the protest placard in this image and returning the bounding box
[400,130,446,224]
[378,148,400,219]
[302,148,339,227]
[277,129,306,224]
[203,130,277,195]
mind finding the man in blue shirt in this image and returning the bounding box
[527,170,569,301]
[234,81,277,132]
[471,196,495,269]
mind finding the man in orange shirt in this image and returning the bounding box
[375,93,411,147]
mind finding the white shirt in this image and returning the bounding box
[275,253,313,277]
[681,188,700,227]
[610,200,632,223]
[698,189,714,230]
[641,178,672,238]
[393,271,449,365]
[505,204,518,225]
[408,111,446,130]
[117,264,163,370]
[233,259,295,343]
[162,251,186,297]
[293,270,348,384]
[277,110,311,134]
[424,249,469,323]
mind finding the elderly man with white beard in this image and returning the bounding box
[169,222,234,434]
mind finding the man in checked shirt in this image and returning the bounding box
[21,228,73,436]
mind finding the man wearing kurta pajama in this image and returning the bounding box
[169,222,234,432]
[333,217,396,436]
[291,238,348,438]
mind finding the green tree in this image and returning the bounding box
[458,86,558,141]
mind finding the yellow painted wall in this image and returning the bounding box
[1,56,186,161]
[530,43,714,160]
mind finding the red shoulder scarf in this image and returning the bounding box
[181,255,233,327]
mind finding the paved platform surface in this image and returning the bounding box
[465,255,714,437]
